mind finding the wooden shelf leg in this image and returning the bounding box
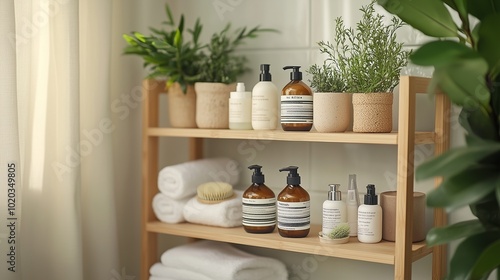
[395,76,416,280]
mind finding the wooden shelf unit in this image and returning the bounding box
[141,76,450,280]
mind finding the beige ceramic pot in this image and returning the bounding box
[352,92,393,133]
[195,82,236,129]
[313,92,351,133]
[167,82,197,128]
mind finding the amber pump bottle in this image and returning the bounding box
[277,166,310,238]
[242,165,277,233]
[281,66,313,131]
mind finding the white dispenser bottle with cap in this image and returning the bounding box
[229,82,252,130]
[358,184,383,243]
[252,64,279,130]
[322,184,347,236]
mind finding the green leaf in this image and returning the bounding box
[449,231,500,280]
[431,57,490,110]
[466,0,500,21]
[416,143,500,180]
[470,195,500,228]
[427,166,499,210]
[377,0,458,37]
[164,4,174,26]
[477,14,500,80]
[173,29,182,48]
[133,32,146,43]
[410,41,480,66]
[497,181,500,217]
[459,106,498,140]
[426,220,485,246]
[470,239,500,279]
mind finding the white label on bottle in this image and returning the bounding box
[322,208,343,234]
[357,207,382,241]
[280,95,313,124]
[242,198,277,227]
[229,98,252,123]
[277,201,310,231]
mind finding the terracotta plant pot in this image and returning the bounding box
[167,82,197,128]
[313,92,351,133]
[352,92,393,133]
[195,82,236,129]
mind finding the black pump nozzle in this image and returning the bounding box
[283,66,302,81]
[248,165,265,184]
[364,184,378,205]
[259,64,272,81]
[279,166,301,185]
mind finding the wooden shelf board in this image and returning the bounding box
[146,222,432,265]
[147,128,436,145]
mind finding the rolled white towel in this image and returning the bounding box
[158,158,240,200]
[160,240,288,280]
[183,190,243,228]
[150,262,212,280]
[152,193,189,223]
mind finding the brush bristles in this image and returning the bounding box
[197,182,234,204]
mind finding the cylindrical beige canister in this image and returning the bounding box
[380,191,426,242]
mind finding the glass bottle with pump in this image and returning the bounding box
[277,166,310,238]
[322,184,347,236]
[242,165,276,233]
[281,66,313,131]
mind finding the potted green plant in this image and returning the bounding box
[307,52,350,133]
[312,1,410,133]
[378,0,500,278]
[194,25,275,129]
[123,4,203,128]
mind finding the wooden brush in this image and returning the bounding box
[196,182,235,204]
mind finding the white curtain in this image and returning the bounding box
[1,0,120,279]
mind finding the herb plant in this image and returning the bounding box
[308,1,410,93]
[123,4,204,93]
[199,24,276,84]
[307,62,346,92]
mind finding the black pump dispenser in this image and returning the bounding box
[248,165,265,184]
[364,184,378,205]
[279,166,301,185]
[283,66,302,81]
[259,64,272,81]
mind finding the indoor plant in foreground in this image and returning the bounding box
[378,0,500,278]
[123,5,203,128]
[316,1,410,133]
[195,24,275,129]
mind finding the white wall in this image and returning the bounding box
[116,0,473,279]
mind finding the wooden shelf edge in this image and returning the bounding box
[146,221,431,265]
[147,128,436,145]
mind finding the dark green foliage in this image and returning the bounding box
[378,0,500,278]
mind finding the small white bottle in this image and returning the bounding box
[229,82,252,130]
[322,184,347,236]
[252,64,279,130]
[358,184,382,243]
[347,174,360,236]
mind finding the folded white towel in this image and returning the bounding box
[158,158,240,200]
[183,190,243,228]
[160,240,288,280]
[152,193,189,224]
[150,262,212,280]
